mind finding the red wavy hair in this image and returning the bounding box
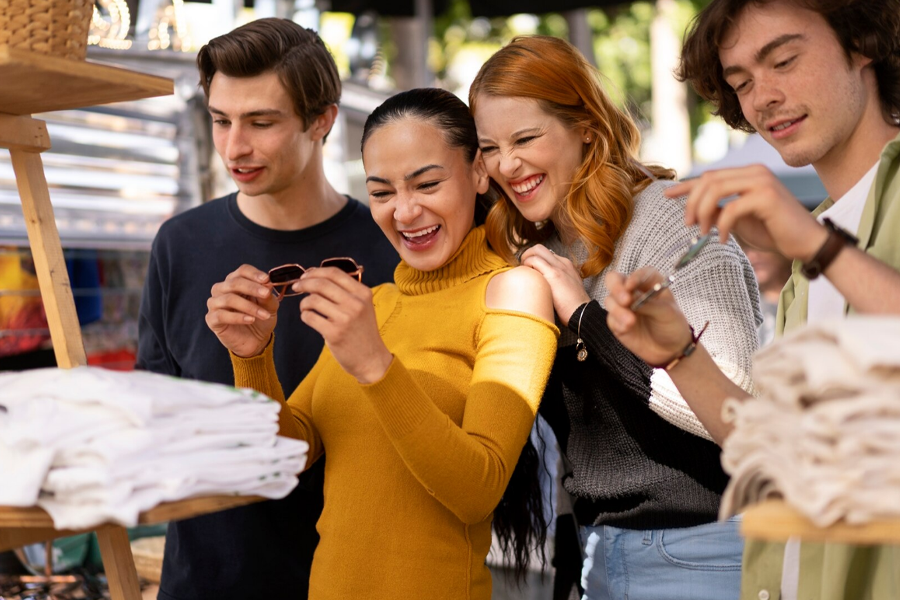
[469,35,675,276]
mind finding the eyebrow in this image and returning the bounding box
[721,33,805,78]
[478,127,542,145]
[207,107,285,118]
[366,164,445,185]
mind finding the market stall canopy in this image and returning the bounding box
[467,0,635,18]
[689,134,827,209]
[184,0,634,17]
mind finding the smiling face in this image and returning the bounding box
[208,71,325,201]
[719,2,873,169]
[363,117,489,272]
[473,96,587,225]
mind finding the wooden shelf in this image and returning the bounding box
[741,500,900,545]
[0,496,264,552]
[0,46,173,115]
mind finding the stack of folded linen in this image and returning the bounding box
[0,366,307,529]
[720,316,900,527]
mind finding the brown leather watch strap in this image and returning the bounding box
[800,218,858,280]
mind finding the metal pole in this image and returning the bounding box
[564,9,596,67]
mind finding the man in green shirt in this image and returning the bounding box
[599,1,900,599]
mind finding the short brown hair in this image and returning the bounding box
[197,18,341,130]
[678,0,900,132]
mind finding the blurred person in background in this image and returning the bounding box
[739,242,792,345]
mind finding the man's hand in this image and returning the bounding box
[605,267,693,367]
[666,164,828,262]
[520,244,591,326]
[206,264,280,358]
[292,267,393,384]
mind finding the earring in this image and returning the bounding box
[584,136,591,143]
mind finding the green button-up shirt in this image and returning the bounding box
[741,133,900,600]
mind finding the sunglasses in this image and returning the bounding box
[630,234,713,311]
[268,258,364,298]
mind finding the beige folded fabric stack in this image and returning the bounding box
[720,316,900,527]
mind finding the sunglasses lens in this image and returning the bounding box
[269,265,305,284]
[321,259,361,275]
[676,235,712,269]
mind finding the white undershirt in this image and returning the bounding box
[781,161,879,600]
[806,162,878,324]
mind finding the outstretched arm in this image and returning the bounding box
[671,165,900,313]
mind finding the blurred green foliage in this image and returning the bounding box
[425,0,715,135]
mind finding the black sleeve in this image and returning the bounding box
[136,235,179,377]
[570,300,653,399]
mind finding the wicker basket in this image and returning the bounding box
[0,0,94,60]
[131,536,165,584]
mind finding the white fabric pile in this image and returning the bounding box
[720,316,900,527]
[0,366,308,529]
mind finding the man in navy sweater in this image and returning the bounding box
[136,18,398,600]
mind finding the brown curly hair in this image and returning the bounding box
[678,0,900,132]
[469,35,675,278]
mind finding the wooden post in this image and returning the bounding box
[96,526,143,600]
[8,136,87,369]
[3,115,138,598]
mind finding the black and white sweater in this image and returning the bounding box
[541,180,762,529]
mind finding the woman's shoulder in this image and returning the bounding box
[624,179,747,268]
[631,179,687,221]
[485,266,555,323]
[617,180,692,258]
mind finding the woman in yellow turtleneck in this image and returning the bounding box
[205,88,558,599]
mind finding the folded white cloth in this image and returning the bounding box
[720,316,900,527]
[0,366,308,527]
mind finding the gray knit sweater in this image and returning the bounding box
[542,179,762,528]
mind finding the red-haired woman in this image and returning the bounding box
[470,35,760,600]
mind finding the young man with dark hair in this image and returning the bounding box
[599,1,900,599]
[137,18,398,600]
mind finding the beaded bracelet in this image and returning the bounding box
[658,321,709,372]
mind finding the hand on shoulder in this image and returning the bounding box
[518,244,591,326]
[485,265,555,323]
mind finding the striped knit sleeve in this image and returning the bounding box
[649,235,761,440]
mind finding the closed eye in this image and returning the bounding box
[479,145,498,154]
[368,190,392,201]
[775,56,796,69]
[515,135,538,145]
[731,79,750,94]
[418,180,441,191]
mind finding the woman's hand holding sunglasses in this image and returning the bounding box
[206,264,281,358]
[292,267,393,385]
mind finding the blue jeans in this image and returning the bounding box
[580,517,744,600]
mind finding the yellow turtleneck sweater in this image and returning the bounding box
[232,226,558,599]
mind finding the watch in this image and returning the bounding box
[800,218,859,280]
